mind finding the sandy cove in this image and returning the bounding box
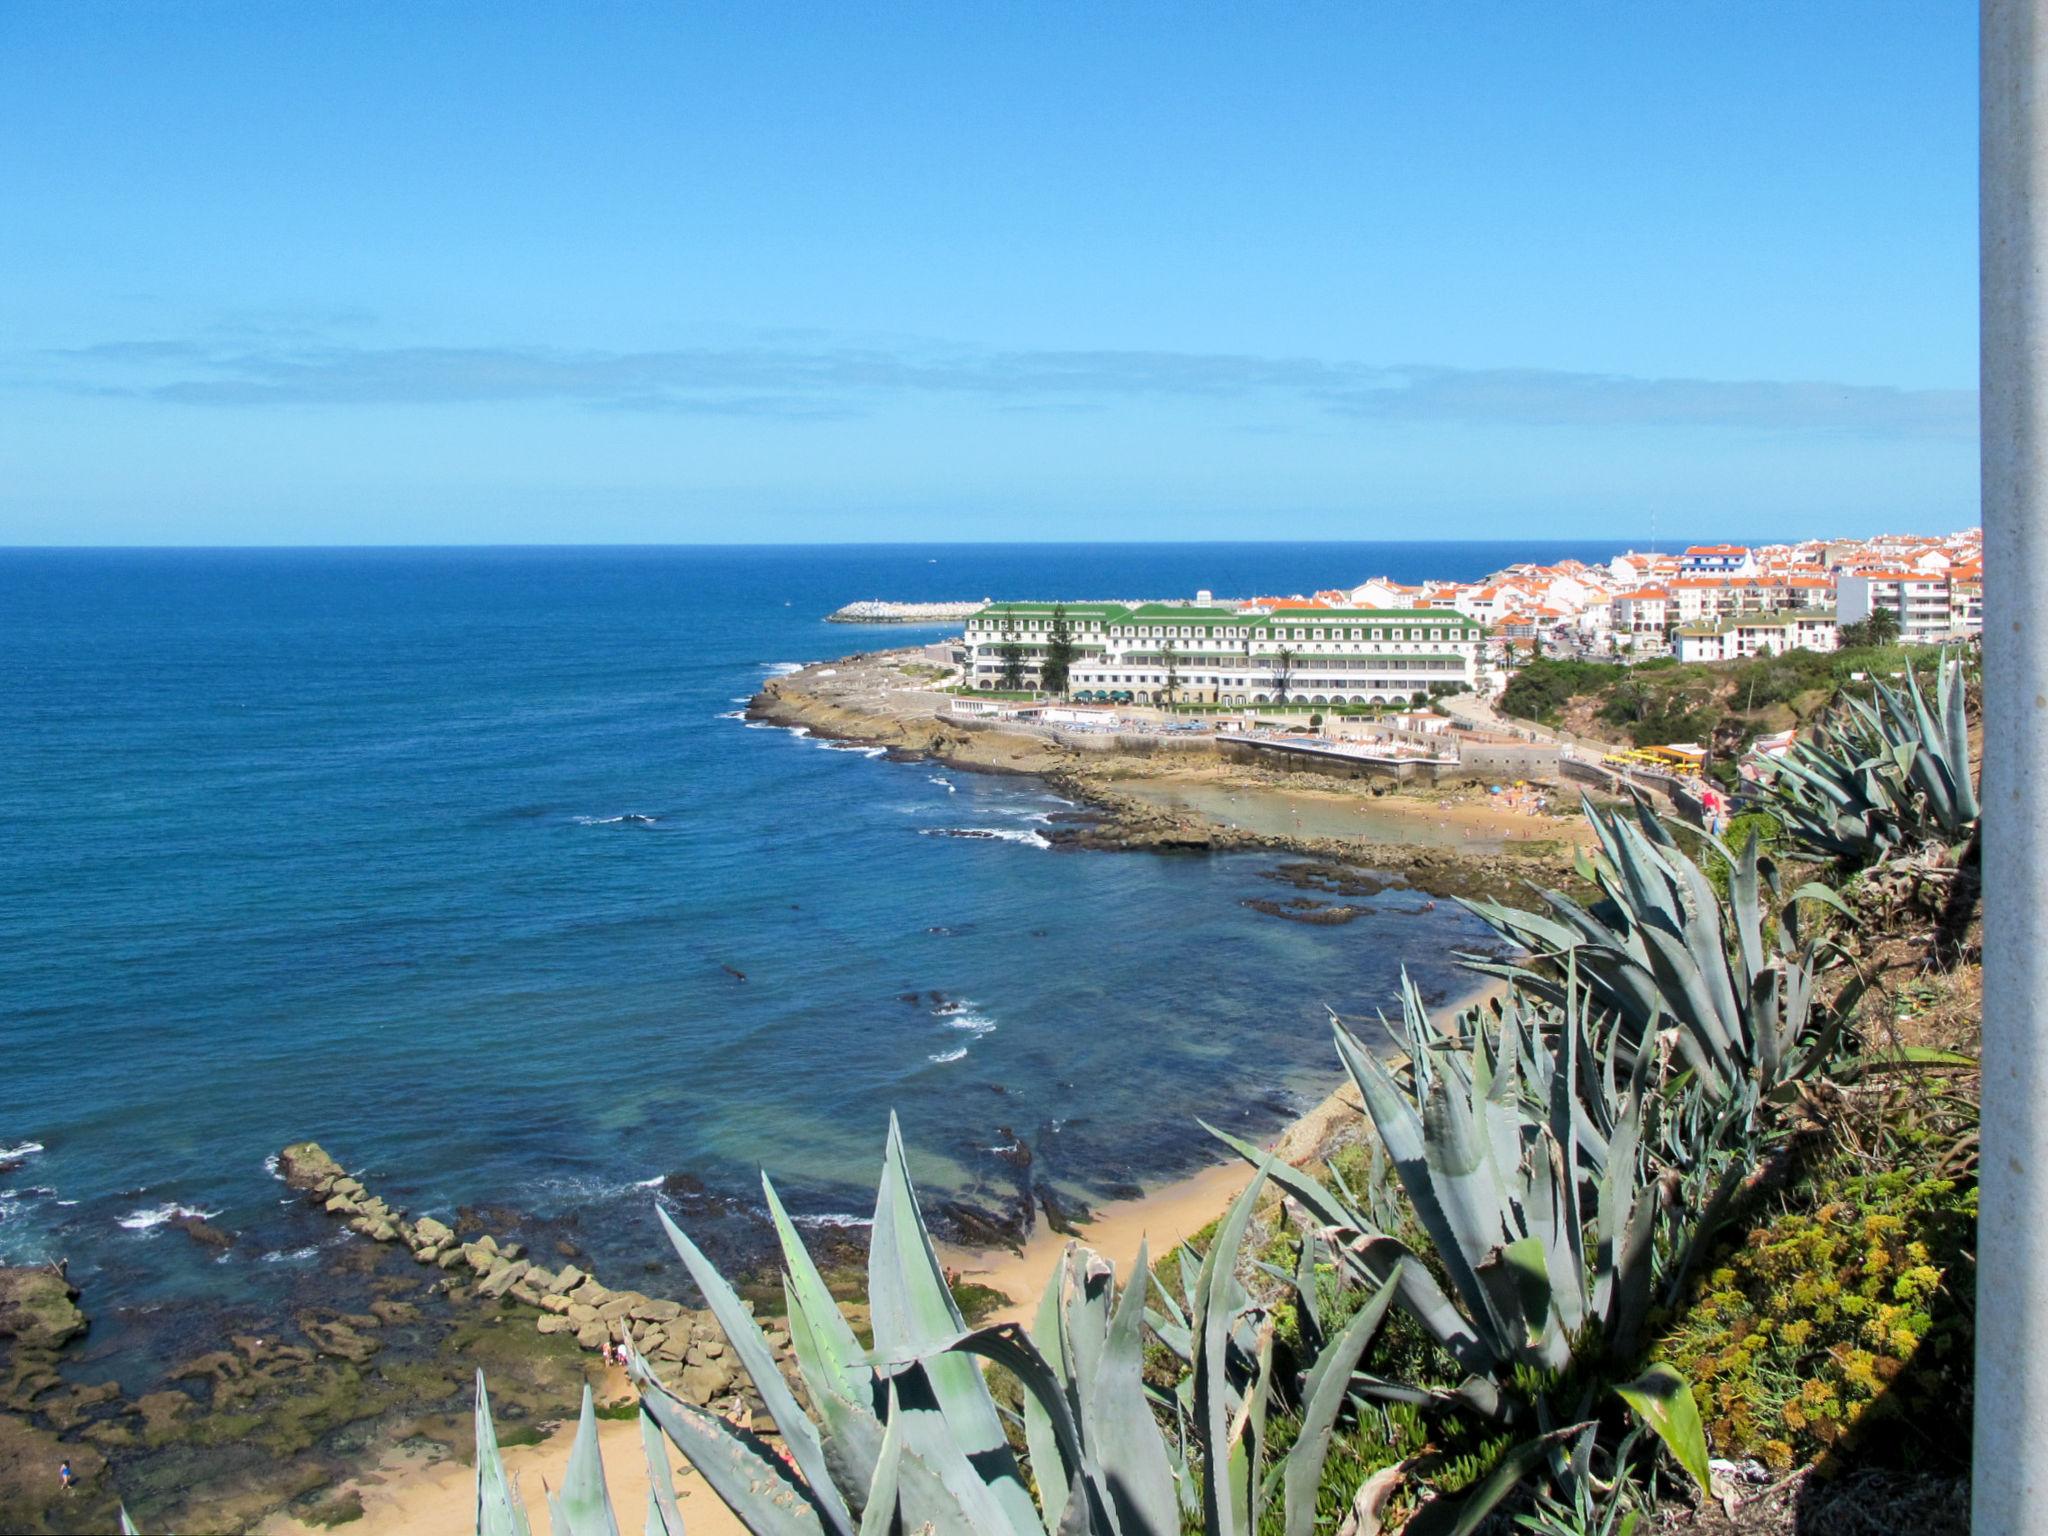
[266,652,1551,1536]
[256,1157,1252,1536]
[750,649,1593,900]
[279,971,1504,1536]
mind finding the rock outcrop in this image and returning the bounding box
[0,1267,87,1351]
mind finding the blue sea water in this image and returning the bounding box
[0,542,1623,1379]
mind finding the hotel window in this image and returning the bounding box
[1370,629,1383,640]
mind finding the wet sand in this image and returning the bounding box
[1112,778,1532,851]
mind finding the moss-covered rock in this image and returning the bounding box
[0,1270,86,1351]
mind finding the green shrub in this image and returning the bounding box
[1652,1146,1975,1475]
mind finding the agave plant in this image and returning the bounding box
[474,1115,1406,1536]
[1760,653,1978,865]
[1204,977,1711,1520]
[1461,795,1852,1115]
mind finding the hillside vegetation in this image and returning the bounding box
[1500,644,1943,757]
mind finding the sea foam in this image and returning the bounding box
[920,827,1050,849]
[118,1203,221,1232]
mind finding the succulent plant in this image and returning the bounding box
[464,1113,1451,1536]
[1461,795,1853,1113]
[1759,653,1978,865]
[1205,975,1712,1525]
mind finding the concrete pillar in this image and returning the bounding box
[1979,2,2048,1529]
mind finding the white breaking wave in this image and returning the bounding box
[715,709,747,720]
[633,1174,666,1188]
[0,1142,44,1161]
[920,827,1050,849]
[820,742,887,758]
[762,661,804,677]
[942,1011,999,1037]
[927,1047,968,1064]
[573,813,659,826]
[262,1153,282,1181]
[796,1212,873,1230]
[745,721,811,739]
[118,1203,221,1232]
[261,1245,321,1263]
[928,775,956,794]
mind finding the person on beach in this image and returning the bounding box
[58,1460,74,1492]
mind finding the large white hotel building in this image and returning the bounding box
[960,600,1486,705]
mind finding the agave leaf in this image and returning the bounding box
[1332,1025,1497,1342]
[1202,1121,1492,1375]
[1281,1276,1397,1536]
[1195,1164,1270,1536]
[1614,1365,1712,1497]
[476,1370,536,1536]
[636,1378,828,1536]
[120,1512,143,1536]
[857,1388,905,1536]
[640,1410,685,1536]
[1402,1426,1579,1536]
[1089,1239,1181,1536]
[548,1384,621,1536]
[658,1206,854,1536]
[1418,1071,1515,1346]
[864,1115,1037,1536]
[1028,1251,1078,1534]
[764,1174,871,1406]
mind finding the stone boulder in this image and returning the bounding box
[679,1359,736,1402]
[414,1215,455,1248]
[478,1260,531,1300]
[0,1266,87,1350]
[276,1142,345,1191]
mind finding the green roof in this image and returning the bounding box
[972,601,1479,630]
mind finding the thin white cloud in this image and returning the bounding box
[39,335,1975,438]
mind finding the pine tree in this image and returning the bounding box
[1043,604,1075,698]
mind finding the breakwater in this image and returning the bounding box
[275,1142,808,1424]
[827,598,987,622]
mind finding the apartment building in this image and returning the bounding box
[1672,610,1840,664]
[960,600,1485,704]
[1837,570,1985,642]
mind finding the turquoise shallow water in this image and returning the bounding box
[0,542,1619,1380]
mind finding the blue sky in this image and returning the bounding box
[0,4,1978,545]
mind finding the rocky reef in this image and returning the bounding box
[0,1142,846,1533]
[276,1142,820,1431]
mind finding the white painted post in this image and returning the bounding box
[1979,2,2048,1530]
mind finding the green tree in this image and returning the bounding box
[997,612,1027,691]
[1042,603,1076,698]
[1271,644,1296,703]
[1840,607,1902,649]
[1159,638,1180,706]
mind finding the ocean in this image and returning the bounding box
[0,541,1624,1385]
